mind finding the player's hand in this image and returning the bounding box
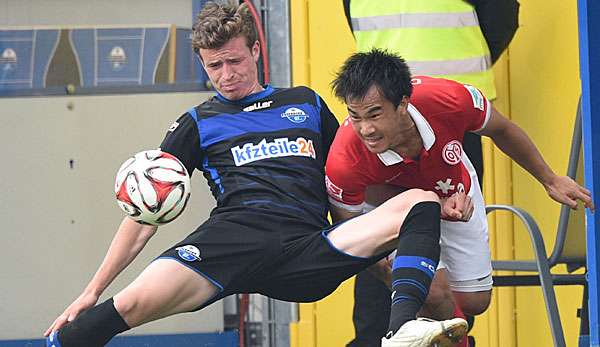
[440,192,474,221]
[44,291,99,337]
[368,258,392,289]
[545,175,595,212]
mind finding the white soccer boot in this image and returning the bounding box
[381,317,468,347]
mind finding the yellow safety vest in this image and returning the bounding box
[350,0,496,99]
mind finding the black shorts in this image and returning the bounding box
[158,211,387,310]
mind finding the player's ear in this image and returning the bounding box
[396,96,410,113]
[251,40,260,62]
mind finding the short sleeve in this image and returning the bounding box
[159,113,202,176]
[455,84,492,133]
[325,126,368,212]
[317,94,340,160]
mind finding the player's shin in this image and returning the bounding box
[48,298,130,347]
[387,201,441,336]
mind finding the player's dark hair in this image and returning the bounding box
[332,49,413,108]
[192,1,257,53]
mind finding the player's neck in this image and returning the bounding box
[391,123,422,160]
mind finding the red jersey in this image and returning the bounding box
[325,76,491,211]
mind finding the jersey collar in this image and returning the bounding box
[377,103,436,166]
[215,85,274,104]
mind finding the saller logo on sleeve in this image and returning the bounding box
[231,137,316,166]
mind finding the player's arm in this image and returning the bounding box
[159,112,202,176]
[477,107,594,211]
[84,218,157,298]
[45,218,156,336]
[45,112,202,336]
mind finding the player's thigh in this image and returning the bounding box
[116,214,276,327]
[328,189,439,257]
[439,186,492,292]
[257,229,386,302]
[114,258,219,327]
[441,230,493,316]
[449,273,493,315]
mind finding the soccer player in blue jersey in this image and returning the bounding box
[43,3,466,346]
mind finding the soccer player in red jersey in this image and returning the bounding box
[327,49,594,346]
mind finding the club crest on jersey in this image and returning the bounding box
[176,245,201,262]
[281,107,309,123]
[231,137,316,166]
[442,140,462,165]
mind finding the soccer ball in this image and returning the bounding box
[115,149,191,226]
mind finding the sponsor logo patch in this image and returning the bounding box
[243,100,273,112]
[420,260,436,274]
[281,107,309,123]
[231,137,316,166]
[442,140,462,165]
[168,121,179,132]
[464,84,485,110]
[176,245,201,262]
[325,175,344,200]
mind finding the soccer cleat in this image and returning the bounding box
[381,317,468,347]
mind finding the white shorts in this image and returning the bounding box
[368,156,493,292]
[438,155,492,292]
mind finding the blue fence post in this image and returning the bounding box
[577,1,600,346]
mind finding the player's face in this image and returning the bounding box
[346,86,409,153]
[199,36,262,100]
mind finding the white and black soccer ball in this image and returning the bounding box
[115,149,191,226]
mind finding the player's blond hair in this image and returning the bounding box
[192,1,257,53]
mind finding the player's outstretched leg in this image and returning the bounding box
[327,189,467,346]
[379,192,467,347]
[46,259,218,347]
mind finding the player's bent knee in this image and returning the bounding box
[113,292,141,327]
[456,291,492,316]
[462,297,491,316]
